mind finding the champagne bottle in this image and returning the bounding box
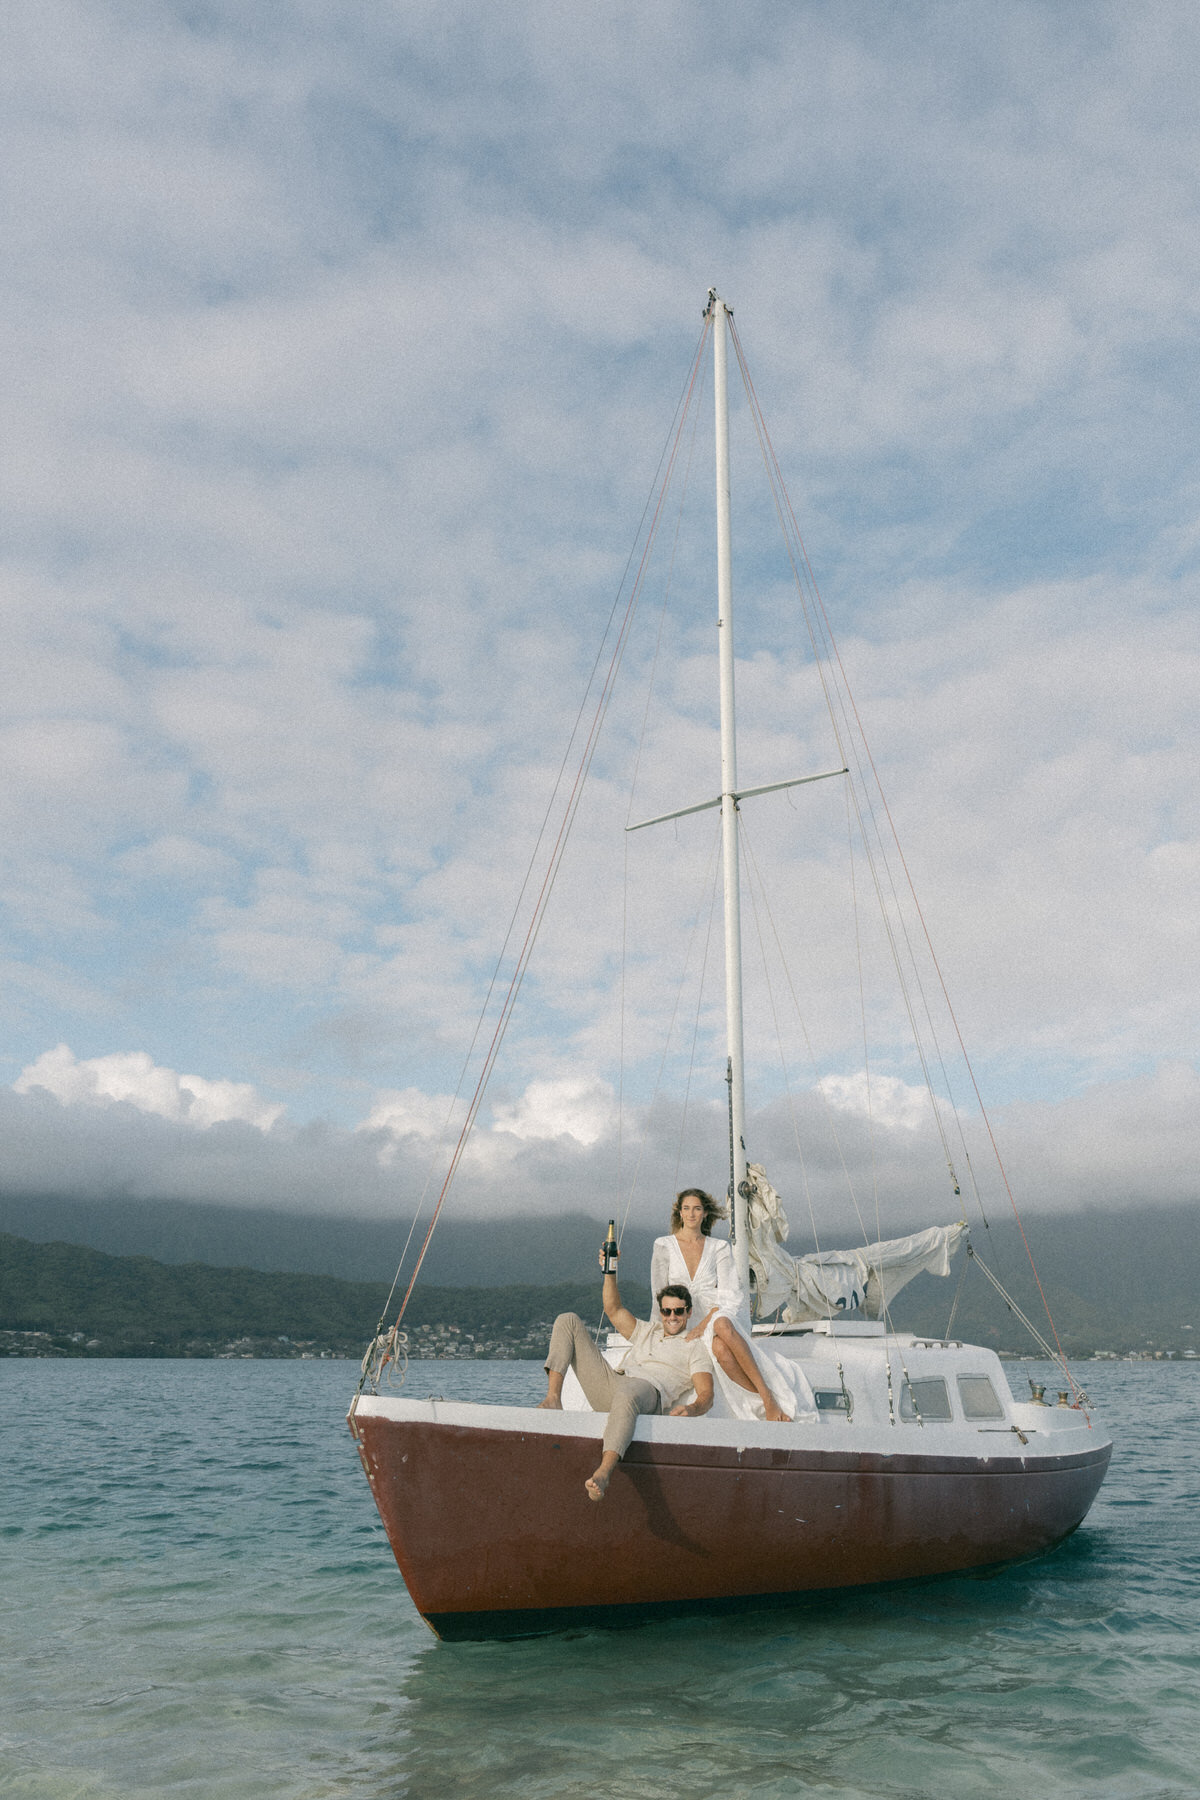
[601,1219,619,1274]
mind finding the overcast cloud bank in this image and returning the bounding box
[6,1051,1197,1238]
[1,3,1196,1235]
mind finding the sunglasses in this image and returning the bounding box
[659,1305,689,1317]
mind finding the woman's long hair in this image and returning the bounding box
[670,1187,727,1236]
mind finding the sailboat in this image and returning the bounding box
[348,292,1111,1641]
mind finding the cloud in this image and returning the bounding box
[15,1045,284,1132]
[0,2,1196,1236]
[356,1086,458,1167]
[3,1040,1197,1242]
[819,1073,931,1134]
[998,1060,1200,1214]
[356,1075,619,1188]
[491,1077,617,1147]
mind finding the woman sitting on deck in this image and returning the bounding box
[651,1187,815,1425]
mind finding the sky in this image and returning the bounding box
[1,0,1197,1245]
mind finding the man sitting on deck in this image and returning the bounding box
[538,1265,715,1503]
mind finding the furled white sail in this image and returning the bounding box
[743,1164,967,1323]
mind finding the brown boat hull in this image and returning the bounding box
[353,1413,1112,1640]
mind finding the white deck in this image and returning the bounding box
[354,1330,1109,1464]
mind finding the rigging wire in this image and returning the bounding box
[738,809,921,1412]
[739,816,871,1252]
[357,307,1080,1401]
[726,315,1076,1390]
[610,818,723,1271]
[617,340,711,1248]
[673,834,725,1196]
[844,773,885,1253]
[727,334,964,1200]
[354,321,715,1389]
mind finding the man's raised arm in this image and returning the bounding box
[601,1268,638,1341]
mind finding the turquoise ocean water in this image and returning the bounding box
[2,1357,1198,1799]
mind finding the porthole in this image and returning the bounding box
[899,1377,952,1421]
[957,1374,1005,1420]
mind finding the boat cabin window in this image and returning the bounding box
[813,1388,852,1417]
[899,1377,953,1422]
[957,1375,1005,1420]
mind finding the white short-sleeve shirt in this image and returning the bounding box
[623,1318,714,1409]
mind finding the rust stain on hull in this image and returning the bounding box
[354,1416,1112,1640]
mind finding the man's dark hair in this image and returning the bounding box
[656,1284,693,1312]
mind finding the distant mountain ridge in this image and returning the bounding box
[0,1193,1197,1356]
[0,1191,657,1286]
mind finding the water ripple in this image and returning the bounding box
[2,1359,1198,1798]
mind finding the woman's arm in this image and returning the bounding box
[649,1236,671,1302]
[710,1241,748,1320]
[686,1307,717,1342]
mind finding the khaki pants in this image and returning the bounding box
[545,1312,661,1458]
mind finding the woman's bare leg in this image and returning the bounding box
[712,1317,790,1422]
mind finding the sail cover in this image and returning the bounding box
[744,1164,967,1323]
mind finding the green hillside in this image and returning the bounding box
[2,1208,1196,1359]
[0,1232,650,1359]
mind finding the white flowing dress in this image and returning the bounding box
[651,1234,817,1422]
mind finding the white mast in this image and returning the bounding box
[627,297,845,1293]
[708,289,750,1294]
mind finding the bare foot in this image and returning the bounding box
[763,1399,791,1423]
[537,1395,563,1410]
[585,1466,611,1502]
